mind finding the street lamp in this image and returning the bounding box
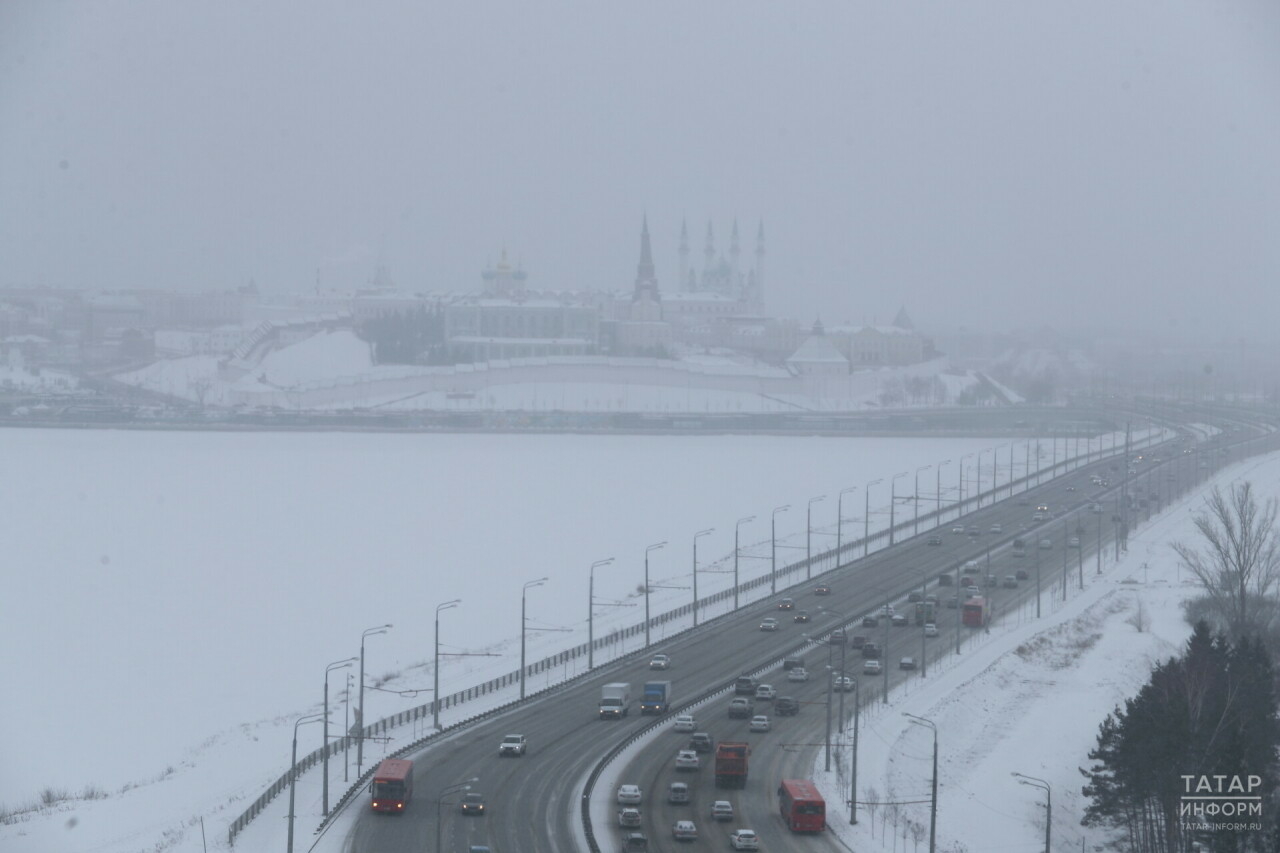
[889,471,908,545]
[692,529,714,627]
[959,452,974,506]
[356,623,391,773]
[288,711,326,853]
[587,559,614,669]
[436,777,480,853]
[807,496,825,579]
[433,600,461,732]
[644,542,667,647]
[864,479,882,557]
[734,516,755,610]
[771,505,790,594]
[914,465,931,536]
[837,486,858,562]
[520,577,548,699]
[904,713,938,853]
[1013,772,1052,853]
[936,460,949,526]
[849,675,861,825]
[323,657,355,815]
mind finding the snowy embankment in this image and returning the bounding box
[110,330,984,413]
[815,451,1280,852]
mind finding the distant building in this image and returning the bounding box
[442,251,599,361]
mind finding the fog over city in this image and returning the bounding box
[3,1,1279,337]
[6,5,1280,853]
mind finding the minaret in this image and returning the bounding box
[703,221,715,288]
[678,220,690,293]
[754,220,766,311]
[729,218,741,286]
[633,216,660,303]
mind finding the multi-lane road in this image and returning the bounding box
[340,415,1274,852]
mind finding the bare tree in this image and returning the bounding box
[1126,597,1149,633]
[864,786,881,838]
[1172,482,1280,641]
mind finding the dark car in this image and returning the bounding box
[861,615,879,628]
[782,655,805,671]
[460,792,487,815]
[793,610,810,623]
[1016,568,1030,580]
[907,591,923,603]
[689,732,714,753]
[815,584,832,596]
[891,613,908,627]
[937,573,954,586]
[927,534,942,545]
[899,657,917,671]
[775,696,799,716]
[850,634,866,649]
[861,642,880,659]
[734,676,757,695]
[829,628,847,645]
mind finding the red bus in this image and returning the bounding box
[961,596,990,627]
[370,758,414,813]
[778,779,825,831]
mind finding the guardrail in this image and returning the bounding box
[228,438,1149,845]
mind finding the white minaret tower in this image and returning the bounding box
[703,221,715,288]
[678,219,690,293]
[755,221,766,311]
[729,218,741,287]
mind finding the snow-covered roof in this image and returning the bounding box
[787,332,849,365]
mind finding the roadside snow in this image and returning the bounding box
[815,451,1280,851]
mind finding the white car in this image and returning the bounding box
[498,734,527,756]
[924,622,939,637]
[864,659,882,674]
[672,713,696,733]
[748,714,771,732]
[879,604,895,617]
[754,683,776,700]
[617,784,642,805]
[674,749,700,770]
[1069,536,1081,548]
[730,829,761,850]
[787,666,809,682]
[672,819,698,841]
[990,523,1003,533]
[649,653,671,669]
[711,800,735,821]
[832,675,854,692]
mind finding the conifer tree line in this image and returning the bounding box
[357,306,448,365]
[1081,482,1280,852]
[1080,623,1278,851]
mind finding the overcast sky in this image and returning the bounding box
[2,1,1278,337]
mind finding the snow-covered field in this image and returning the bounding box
[110,329,987,413]
[0,423,1180,852]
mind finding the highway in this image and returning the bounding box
[339,414,1275,852]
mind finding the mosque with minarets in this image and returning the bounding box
[424,216,928,367]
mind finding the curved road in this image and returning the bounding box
[340,413,1275,852]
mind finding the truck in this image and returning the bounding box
[599,683,631,719]
[640,680,672,714]
[913,600,936,625]
[714,741,751,788]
